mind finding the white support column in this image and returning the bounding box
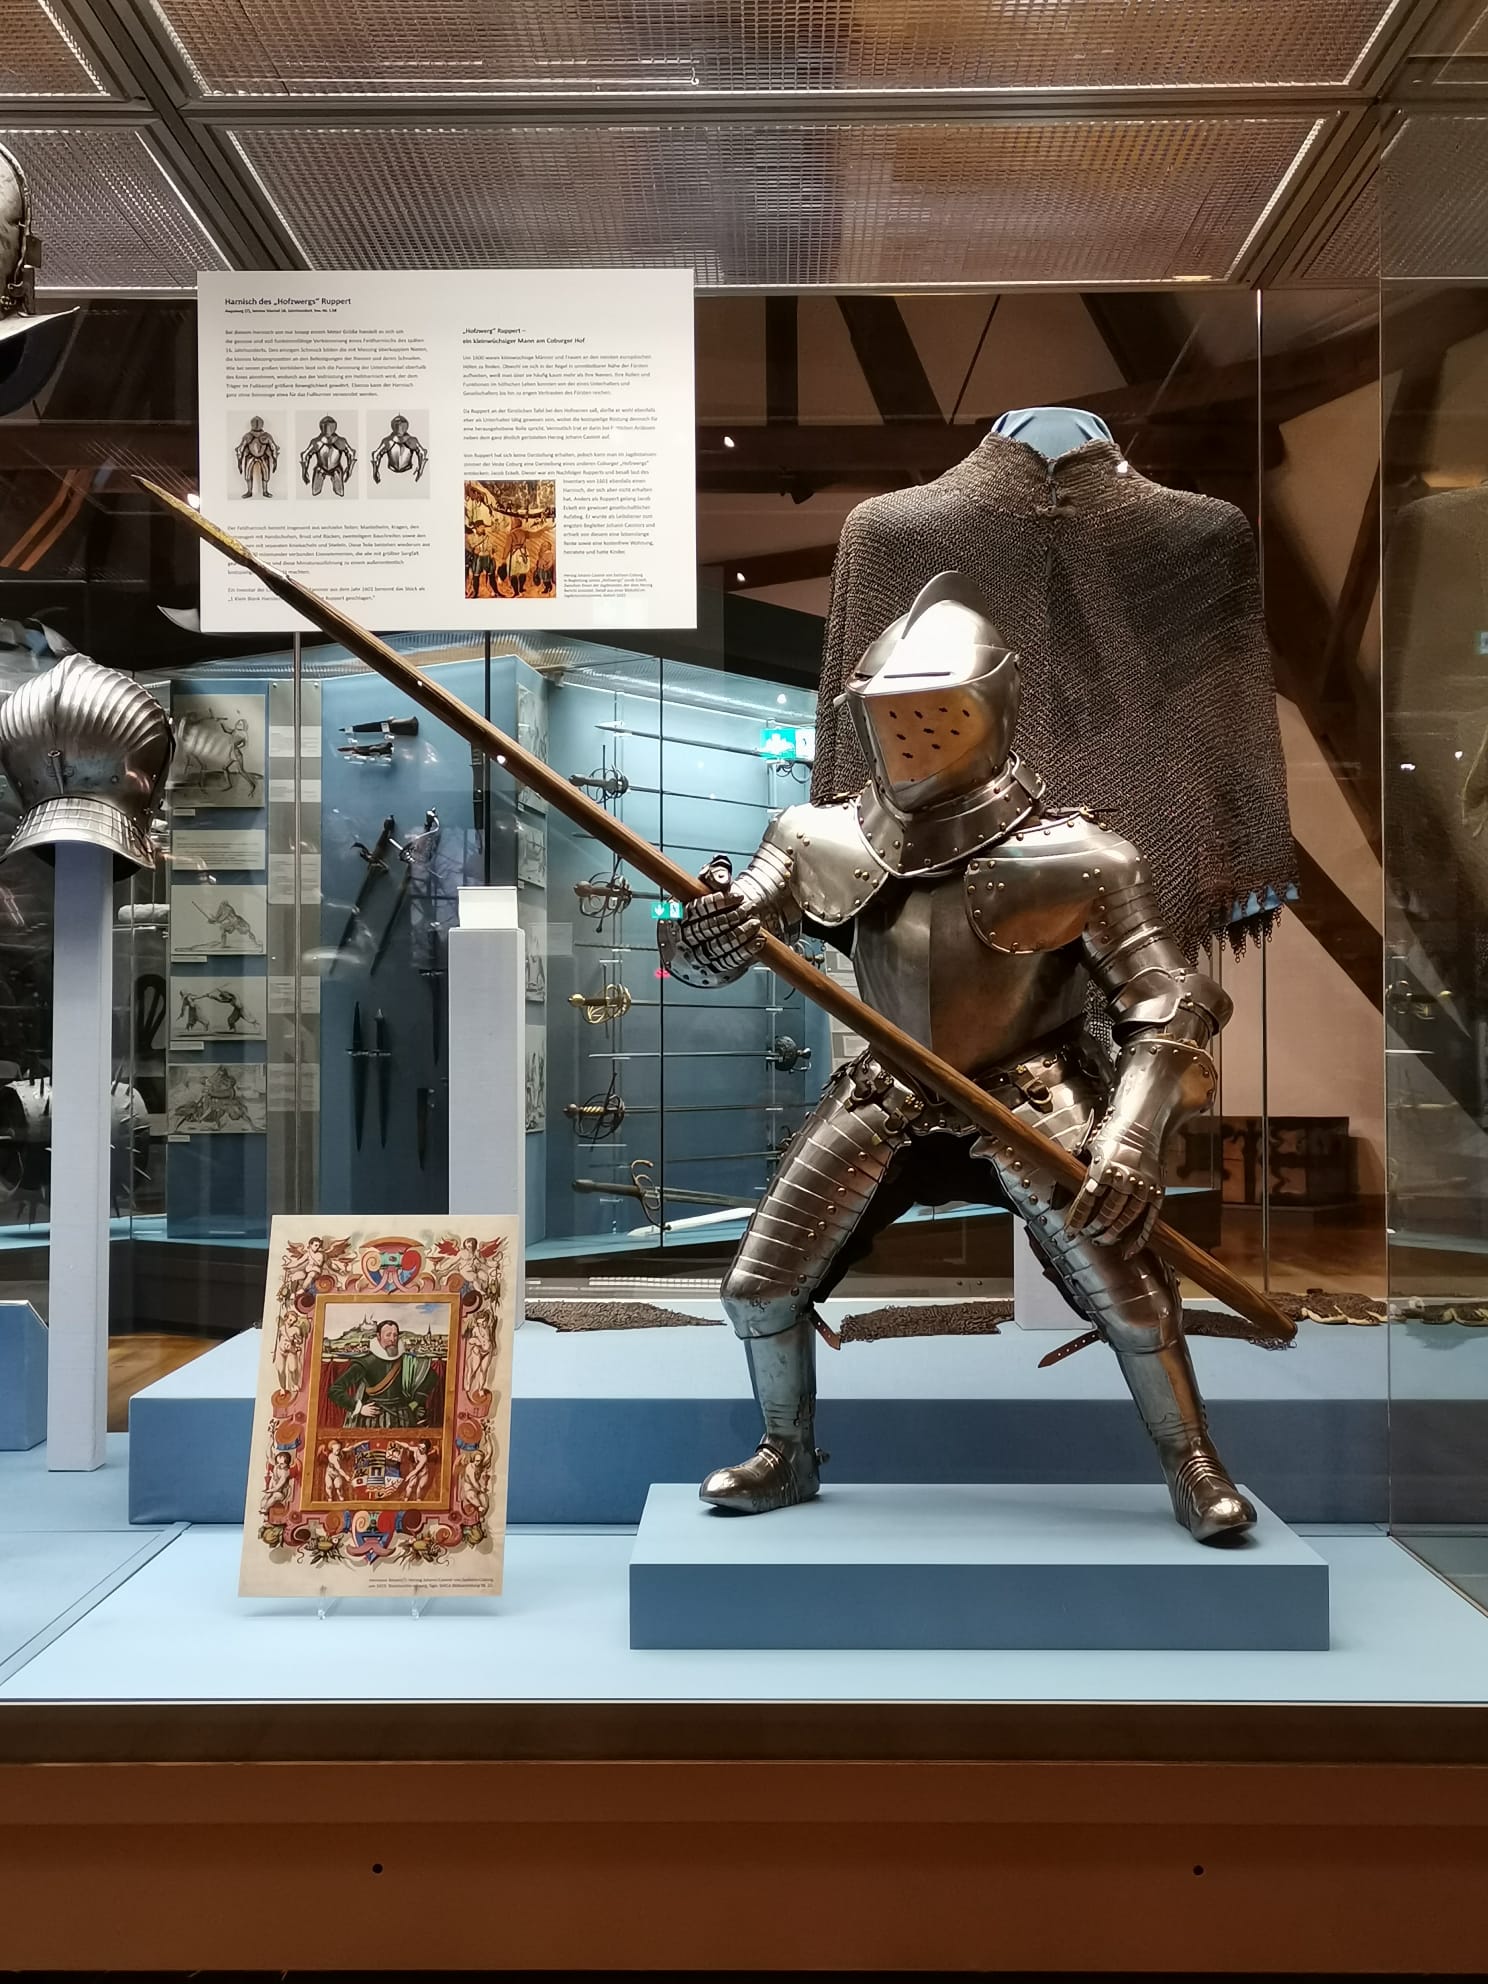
[447,886,525,1317]
[47,841,113,1469]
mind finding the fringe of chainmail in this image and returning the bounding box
[808,435,1296,962]
[529,1292,1388,1338]
[527,1300,722,1331]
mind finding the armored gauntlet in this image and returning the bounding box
[1070,964,1231,1255]
[658,838,797,989]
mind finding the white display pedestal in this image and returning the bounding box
[448,885,525,1318]
[47,841,113,1470]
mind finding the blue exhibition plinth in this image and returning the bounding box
[0,1301,47,1451]
[628,1482,1330,1652]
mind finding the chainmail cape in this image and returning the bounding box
[810,434,1296,960]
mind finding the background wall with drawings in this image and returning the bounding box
[164,676,271,1242]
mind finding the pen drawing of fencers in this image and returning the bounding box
[660,572,1251,1545]
[240,1220,516,1597]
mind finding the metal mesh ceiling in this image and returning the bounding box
[3,1,108,95]
[1301,172,1379,281]
[231,118,1320,285]
[153,0,1393,96]
[1381,115,1488,277]
[0,129,228,287]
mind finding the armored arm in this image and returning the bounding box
[299,436,316,480]
[371,435,389,483]
[1072,839,1232,1254]
[658,822,800,989]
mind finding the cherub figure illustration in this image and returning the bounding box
[387,1438,435,1501]
[260,1446,296,1517]
[455,1443,489,1518]
[322,1440,350,1502]
[461,1308,494,1397]
[274,1313,306,1397]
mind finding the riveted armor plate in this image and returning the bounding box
[964,813,1137,956]
[772,800,891,927]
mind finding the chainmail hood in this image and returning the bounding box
[810,433,1295,960]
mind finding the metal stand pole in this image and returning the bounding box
[47,840,112,1469]
[448,885,525,1318]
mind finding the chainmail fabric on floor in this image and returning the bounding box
[808,433,1296,961]
[529,1291,1387,1336]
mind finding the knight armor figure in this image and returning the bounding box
[660,571,1251,1545]
[0,653,174,871]
[300,415,356,497]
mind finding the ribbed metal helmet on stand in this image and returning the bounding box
[0,654,174,871]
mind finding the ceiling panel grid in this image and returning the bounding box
[145,0,1397,97]
[230,116,1322,286]
[3,0,111,96]
[0,128,230,287]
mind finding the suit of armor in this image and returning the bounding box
[661,572,1253,1545]
[300,416,356,497]
[236,416,279,497]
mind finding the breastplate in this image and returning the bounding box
[386,440,415,471]
[851,871,1088,1076]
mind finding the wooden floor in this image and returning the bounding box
[107,1334,221,1432]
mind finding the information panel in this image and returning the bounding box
[197,269,696,634]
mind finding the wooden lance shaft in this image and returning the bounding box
[136,477,1294,1346]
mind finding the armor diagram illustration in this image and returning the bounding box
[236,416,279,497]
[660,572,1249,1545]
[300,416,356,497]
[371,415,428,483]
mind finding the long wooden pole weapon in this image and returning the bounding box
[138,478,1293,1346]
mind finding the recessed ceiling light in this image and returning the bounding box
[723,435,736,449]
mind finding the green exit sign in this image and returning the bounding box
[651,898,684,921]
[759,724,815,762]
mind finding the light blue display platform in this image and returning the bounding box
[2,1509,1484,1709]
[127,1306,1389,1528]
[629,1482,1329,1652]
[0,1437,177,1685]
[0,1300,46,1450]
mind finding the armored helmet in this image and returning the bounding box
[845,571,1021,812]
[0,654,174,870]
